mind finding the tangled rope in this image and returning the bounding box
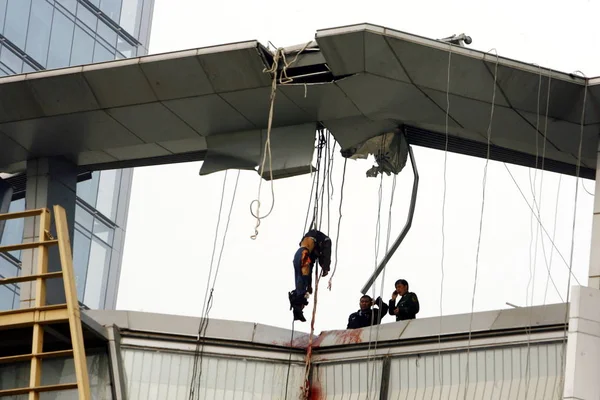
[250,42,313,240]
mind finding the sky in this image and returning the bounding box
[116,0,599,334]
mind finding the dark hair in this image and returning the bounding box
[360,295,372,302]
[394,279,409,290]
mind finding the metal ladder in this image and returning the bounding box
[0,206,91,399]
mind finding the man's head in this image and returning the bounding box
[395,279,409,296]
[359,295,373,311]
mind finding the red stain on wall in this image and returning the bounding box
[308,383,322,400]
[333,328,363,345]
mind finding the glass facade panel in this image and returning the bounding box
[84,237,110,309]
[4,0,31,49]
[56,0,76,14]
[73,228,91,300]
[0,256,18,279]
[97,19,117,48]
[76,171,100,207]
[76,2,97,32]
[96,170,120,220]
[93,41,114,63]
[0,284,15,311]
[100,0,122,22]
[0,46,22,74]
[93,218,114,244]
[46,9,74,69]
[0,198,24,259]
[0,0,8,34]
[75,204,94,231]
[70,25,94,66]
[25,0,53,66]
[119,0,142,37]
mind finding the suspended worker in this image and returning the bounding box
[389,279,420,321]
[288,229,332,322]
[347,295,389,329]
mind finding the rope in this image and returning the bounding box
[559,72,588,398]
[327,158,347,290]
[250,42,312,240]
[283,319,296,400]
[581,178,594,196]
[438,42,452,396]
[366,173,384,399]
[301,132,331,400]
[543,174,563,304]
[188,170,240,400]
[463,49,499,398]
[368,173,397,398]
[504,164,567,300]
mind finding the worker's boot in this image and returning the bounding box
[288,290,308,322]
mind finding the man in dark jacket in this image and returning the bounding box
[347,295,389,329]
[389,279,419,321]
[288,229,332,322]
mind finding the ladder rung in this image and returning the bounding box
[0,350,73,364]
[0,304,69,329]
[0,383,78,395]
[0,208,48,222]
[0,271,63,285]
[0,239,58,253]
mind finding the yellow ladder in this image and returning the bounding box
[0,206,91,399]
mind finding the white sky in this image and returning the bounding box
[116,0,599,334]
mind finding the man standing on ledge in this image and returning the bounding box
[347,295,389,329]
[389,279,420,321]
[288,229,332,322]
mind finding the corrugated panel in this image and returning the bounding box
[313,359,384,399]
[121,348,305,399]
[387,342,563,400]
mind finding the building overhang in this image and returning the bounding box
[0,23,597,179]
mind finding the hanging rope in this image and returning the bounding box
[438,42,452,396]
[327,158,347,290]
[301,131,331,400]
[188,170,240,400]
[366,173,384,398]
[559,72,588,398]
[463,49,499,398]
[504,164,567,300]
[250,42,313,240]
[283,319,296,400]
[543,174,563,304]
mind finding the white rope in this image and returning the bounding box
[438,43,452,397]
[249,42,313,240]
[463,49,499,399]
[543,174,563,304]
[559,71,588,398]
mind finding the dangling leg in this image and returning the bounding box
[289,248,310,322]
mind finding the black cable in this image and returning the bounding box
[188,170,240,400]
[283,319,296,400]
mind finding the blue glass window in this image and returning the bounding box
[75,204,94,231]
[0,46,22,73]
[76,2,97,32]
[0,198,25,259]
[70,26,94,66]
[73,228,91,301]
[0,0,8,35]
[119,0,142,38]
[25,0,54,66]
[93,42,113,63]
[47,8,75,69]
[0,285,15,311]
[4,0,31,49]
[56,0,77,15]
[96,20,117,48]
[0,256,18,280]
[93,218,114,245]
[100,0,122,23]
[83,237,110,308]
[76,171,100,207]
[96,170,120,220]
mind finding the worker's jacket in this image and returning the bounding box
[389,292,420,321]
[347,298,389,329]
[299,229,331,272]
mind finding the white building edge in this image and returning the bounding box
[0,22,599,399]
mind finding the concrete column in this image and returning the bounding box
[20,157,77,308]
[563,286,600,400]
[0,177,13,241]
[588,144,600,289]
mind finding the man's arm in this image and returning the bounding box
[376,297,389,319]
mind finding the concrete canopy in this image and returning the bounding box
[0,23,597,179]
